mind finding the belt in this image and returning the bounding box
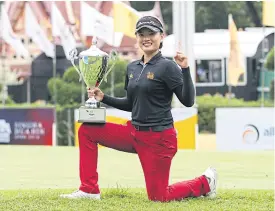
[133,124,173,132]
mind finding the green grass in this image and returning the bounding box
[0,189,273,211]
[0,146,274,210]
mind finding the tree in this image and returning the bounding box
[47,76,82,105]
[264,47,274,71]
[63,66,82,84]
[130,1,262,34]
[100,57,128,97]
[245,2,262,27]
[195,1,262,32]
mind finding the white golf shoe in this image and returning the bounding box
[202,167,218,198]
[60,190,101,200]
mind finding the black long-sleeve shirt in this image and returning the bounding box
[102,52,195,126]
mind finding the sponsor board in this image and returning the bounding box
[216,108,274,151]
[0,108,54,145]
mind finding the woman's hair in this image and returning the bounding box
[159,42,163,49]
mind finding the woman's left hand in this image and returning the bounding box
[174,52,188,68]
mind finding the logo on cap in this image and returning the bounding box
[137,21,158,27]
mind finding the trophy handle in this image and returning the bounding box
[103,50,118,83]
[69,49,84,82]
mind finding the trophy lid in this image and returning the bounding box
[79,38,108,57]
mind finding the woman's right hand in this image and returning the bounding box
[87,87,104,102]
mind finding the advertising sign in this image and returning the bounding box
[216,108,274,151]
[74,108,198,150]
[0,108,54,145]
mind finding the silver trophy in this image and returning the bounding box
[69,38,117,123]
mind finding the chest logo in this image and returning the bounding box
[129,73,134,79]
[147,72,154,80]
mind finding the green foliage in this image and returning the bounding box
[197,95,274,133]
[103,82,126,98]
[100,58,128,94]
[63,66,81,84]
[264,47,274,71]
[0,85,14,104]
[0,96,15,105]
[197,106,216,133]
[56,105,78,146]
[197,95,274,107]
[195,2,261,32]
[47,77,82,105]
[4,96,15,104]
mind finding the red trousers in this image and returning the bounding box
[78,121,210,202]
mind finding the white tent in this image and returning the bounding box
[162,27,275,59]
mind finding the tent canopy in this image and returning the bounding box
[162,27,275,59]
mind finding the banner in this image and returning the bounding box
[216,108,274,151]
[74,108,198,150]
[262,0,275,27]
[228,14,245,86]
[0,108,54,145]
[51,2,76,60]
[0,4,30,59]
[113,1,141,38]
[81,2,123,47]
[25,3,54,58]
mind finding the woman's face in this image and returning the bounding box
[136,28,163,55]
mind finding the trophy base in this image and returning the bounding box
[78,106,106,124]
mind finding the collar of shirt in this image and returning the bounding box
[133,51,163,66]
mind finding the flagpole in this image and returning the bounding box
[51,1,58,145]
[110,53,115,97]
[111,3,115,97]
[260,26,266,107]
[1,38,6,107]
[228,14,232,99]
[228,84,232,99]
[26,76,30,103]
[53,38,58,145]
[0,5,5,107]
[53,44,57,106]
[81,79,85,104]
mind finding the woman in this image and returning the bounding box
[61,16,217,202]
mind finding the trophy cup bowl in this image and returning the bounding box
[69,38,117,123]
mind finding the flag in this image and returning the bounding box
[228,14,245,87]
[51,2,76,60]
[81,2,123,47]
[25,3,54,58]
[0,4,29,59]
[113,1,141,38]
[263,0,275,26]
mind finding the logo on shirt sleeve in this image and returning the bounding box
[147,72,154,80]
[129,73,134,79]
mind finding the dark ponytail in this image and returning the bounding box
[159,42,163,49]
